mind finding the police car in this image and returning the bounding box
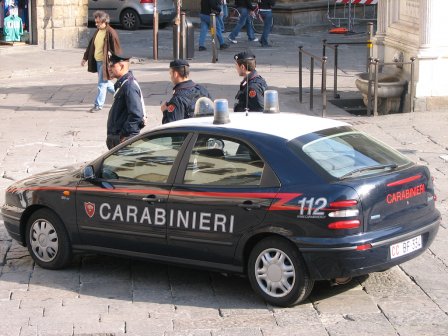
[1,108,440,307]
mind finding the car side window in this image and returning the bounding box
[183,134,264,186]
[101,134,187,183]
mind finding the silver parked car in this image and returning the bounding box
[88,0,176,30]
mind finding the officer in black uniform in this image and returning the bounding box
[233,51,268,112]
[106,53,145,150]
[161,59,212,124]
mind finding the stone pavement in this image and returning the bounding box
[0,26,447,336]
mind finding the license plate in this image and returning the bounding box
[390,235,422,259]
[161,10,171,15]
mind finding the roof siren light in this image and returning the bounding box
[213,99,230,124]
[263,90,280,113]
[194,97,215,117]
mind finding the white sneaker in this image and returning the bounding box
[227,36,237,44]
[250,38,259,42]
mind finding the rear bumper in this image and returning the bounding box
[294,217,440,280]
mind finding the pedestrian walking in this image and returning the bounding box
[81,10,121,113]
[227,0,258,44]
[258,0,276,47]
[161,60,212,124]
[105,53,145,150]
[217,0,228,33]
[233,51,268,112]
[199,0,229,51]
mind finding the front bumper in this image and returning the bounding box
[1,205,23,244]
[295,218,440,280]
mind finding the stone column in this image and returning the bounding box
[416,0,448,99]
[373,0,388,60]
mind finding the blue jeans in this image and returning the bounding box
[95,61,115,108]
[199,13,225,47]
[217,4,228,33]
[259,10,273,46]
[228,7,255,41]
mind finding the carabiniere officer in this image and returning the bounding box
[161,59,212,124]
[233,51,268,112]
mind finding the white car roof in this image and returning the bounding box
[154,112,350,141]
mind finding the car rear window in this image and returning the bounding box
[291,131,411,179]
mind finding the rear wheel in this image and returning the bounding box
[251,14,264,34]
[25,209,72,269]
[248,237,314,307]
[224,6,240,32]
[120,9,140,30]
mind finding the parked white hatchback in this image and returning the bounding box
[88,0,176,30]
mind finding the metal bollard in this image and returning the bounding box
[180,12,187,60]
[366,22,374,72]
[153,0,159,60]
[322,56,327,117]
[366,57,374,116]
[333,45,339,99]
[299,46,303,103]
[310,57,314,110]
[373,58,379,116]
[410,57,416,112]
[211,14,218,63]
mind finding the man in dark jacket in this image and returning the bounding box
[259,0,276,47]
[199,0,229,51]
[233,51,268,112]
[81,11,121,113]
[106,53,145,150]
[227,0,258,44]
[161,59,212,124]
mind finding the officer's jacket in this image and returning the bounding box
[107,71,144,137]
[163,80,211,124]
[234,70,268,112]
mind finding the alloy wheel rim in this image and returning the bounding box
[255,248,295,298]
[30,219,58,262]
[123,13,136,29]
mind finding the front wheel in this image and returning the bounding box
[25,209,72,269]
[248,237,314,307]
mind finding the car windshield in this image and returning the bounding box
[291,130,411,179]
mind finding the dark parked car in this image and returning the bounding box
[88,0,176,30]
[1,111,440,307]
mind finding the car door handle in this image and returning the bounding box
[238,201,262,210]
[142,195,163,204]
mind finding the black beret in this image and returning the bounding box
[170,59,190,68]
[234,51,256,62]
[109,52,131,65]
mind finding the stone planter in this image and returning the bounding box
[355,72,407,115]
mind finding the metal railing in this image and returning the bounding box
[367,57,416,116]
[298,46,328,117]
[322,22,374,99]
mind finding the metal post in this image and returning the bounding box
[410,57,416,112]
[153,0,159,60]
[310,57,314,110]
[211,14,218,63]
[334,44,339,99]
[373,58,379,116]
[322,39,327,58]
[366,22,373,72]
[299,46,303,103]
[322,56,327,118]
[180,12,187,59]
[367,57,373,116]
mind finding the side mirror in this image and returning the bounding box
[83,165,95,180]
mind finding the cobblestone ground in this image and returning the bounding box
[0,27,447,335]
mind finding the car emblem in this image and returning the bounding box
[84,202,95,218]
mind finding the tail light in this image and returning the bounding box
[327,199,361,230]
[140,0,154,3]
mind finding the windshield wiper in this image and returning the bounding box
[340,163,398,179]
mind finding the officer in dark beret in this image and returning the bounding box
[233,51,268,112]
[161,59,212,124]
[106,52,146,149]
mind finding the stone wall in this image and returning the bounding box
[34,0,89,49]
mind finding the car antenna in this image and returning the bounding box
[245,72,249,116]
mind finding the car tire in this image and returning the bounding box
[248,237,314,307]
[120,9,140,30]
[25,209,72,269]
